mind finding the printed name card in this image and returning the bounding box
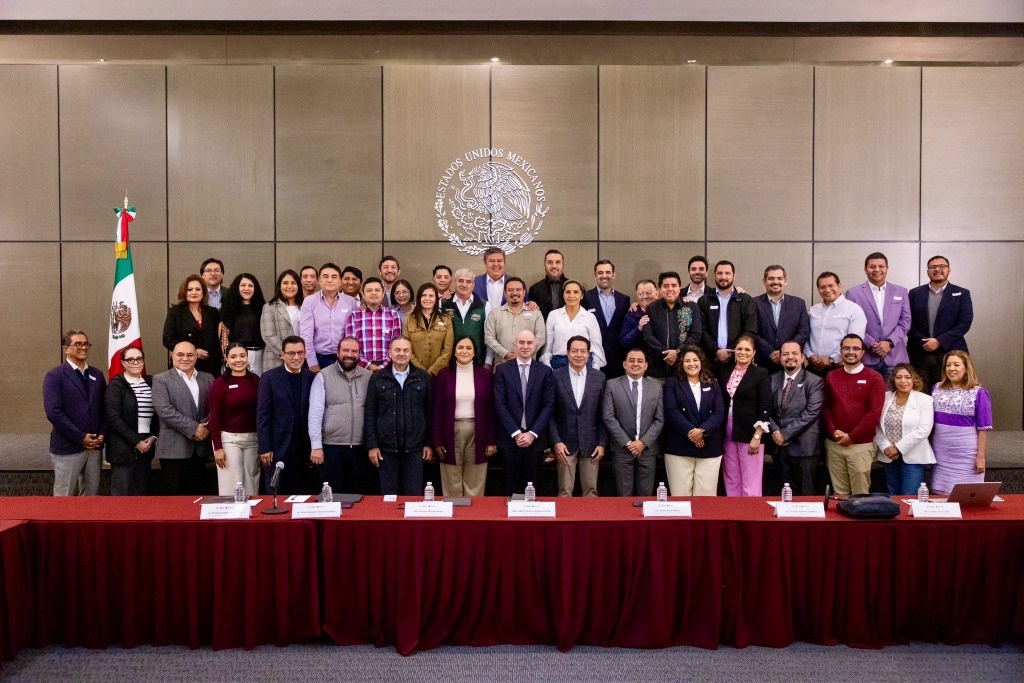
[200,503,251,520]
[291,502,342,519]
[909,502,961,518]
[774,502,826,518]
[507,501,556,518]
[642,501,693,517]
[404,501,454,518]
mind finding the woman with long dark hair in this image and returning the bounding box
[260,269,303,373]
[219,273,267,374]
[663,346,725,496]
[405,282,454,376]
[208,342,261,496]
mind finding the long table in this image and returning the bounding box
[1,495,1023,660]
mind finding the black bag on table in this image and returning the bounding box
[835,493,901,519]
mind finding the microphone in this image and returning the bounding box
[269,461,285,490]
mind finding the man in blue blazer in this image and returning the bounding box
[473,246,538,313]
[257,336,315,494]
[908,255,974,391]
[583,259,631,379]
[845,252,911,380]
[753,265,810,373]
[494,330,555,496]
[42,330,106,496]
[549,336,608,497]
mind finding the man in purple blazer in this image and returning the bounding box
[844,252,911,381]
[42,330,106,496]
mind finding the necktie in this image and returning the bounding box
[519,364,529,430]
[631,380,641,440]
[781,376,795,412]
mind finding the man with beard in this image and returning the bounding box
[583,259,631,378]
[754,265,810,373]
[768,341,823,495]
[485,276,546,368]
[528,249,569,319]
[308,336,375,494]
[378,256,400,307]
[683,255,708,303]
[257,336,316,494]
[698,260,758,368]
[642,272,702,382]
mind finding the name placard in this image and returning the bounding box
[910,502,961,518]
[507,501,556,518]
[774,502,826,518]
[200,503,251,520]
[642,501,693,517]
[291,502,342,519]
[404,501,454,518]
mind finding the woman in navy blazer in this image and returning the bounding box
[432,336,497,497]
[663,345,725,496]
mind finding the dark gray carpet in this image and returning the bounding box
[2,642,1022,682]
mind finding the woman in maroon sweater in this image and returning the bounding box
[208,342,261,496]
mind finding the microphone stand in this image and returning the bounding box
[262,483,288,515]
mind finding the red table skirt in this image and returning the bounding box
[0,521,33,666]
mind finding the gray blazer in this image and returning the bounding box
[152,368,214,461]
[768,368,823,459]
[548,367,608,457]
[601,375,664,455]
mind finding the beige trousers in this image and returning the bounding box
[440,419,488,497]
[664,454,722,496]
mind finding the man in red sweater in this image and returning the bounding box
[823,333,885,495]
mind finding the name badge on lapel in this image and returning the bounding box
[709,305,719,310]
[952,292,962,297]
[702,387,711,392]
[893,296,903,301]
[88,375,96,381]
[228,384,238,389]
[857,380,867,384]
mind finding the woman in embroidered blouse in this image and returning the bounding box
[541,279,606,370]
[714,334,771,497]
[930,351,992,494]
[873,363,935,495]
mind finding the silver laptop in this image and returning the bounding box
[946,482,1001,507]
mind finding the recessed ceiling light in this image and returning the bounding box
[884,59,894,65]
[490,57,500,63]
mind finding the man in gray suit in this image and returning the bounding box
[602,348,665,497]
[549,336,608,497]
[768,341,824,496]
[152,341,214,495]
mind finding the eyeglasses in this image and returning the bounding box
[68,342,92,349]
[123,357,145,363]
[927,265,949,271]
[281,351,305,357]
[841,346,863,352]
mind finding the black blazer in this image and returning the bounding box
[162,304,222,376]
[908,283,973,358]
[104,374,160,465]
[699,290,758,359]
[528,275,568,319]
[715,363,771,442]
[753,293,810,369]
[583,288,631,378]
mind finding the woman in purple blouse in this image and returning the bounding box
[930,350,992,494]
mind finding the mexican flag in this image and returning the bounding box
[107,203,143,378]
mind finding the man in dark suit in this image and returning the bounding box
[908,255,974,392]
[42,330,106,496]
[583,259,631,379]
[602,348,665,496]
[754,265,810,373]
[767,341,824,496]
[527,249,569,319]
[152,340,214,495]
[257,336,315,494]
[550,336,608,497]
[494,330,555,496]
[699,260,758,367]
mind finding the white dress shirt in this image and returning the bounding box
[569,366,587,408]
[804,294,868,363]
[541,307,606,369]
[175,367,200,407]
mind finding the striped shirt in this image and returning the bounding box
[344,306,402,368]
[127,376,154,434]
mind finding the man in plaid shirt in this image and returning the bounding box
[344,277,401,372]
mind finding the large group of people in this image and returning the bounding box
[44,247,990,500]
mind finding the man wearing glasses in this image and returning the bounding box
[822,334,885,495]
[43,330,107,496]
[152,341,214,495]
[908,256,974,393]
[257,336,316,494]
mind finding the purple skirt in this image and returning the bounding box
[930,423,984,493]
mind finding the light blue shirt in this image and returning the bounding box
[716,289,733,350]
[769,295,784,326]
[208,287,222,310]
[393,366,410,389]
[598,289,616,326]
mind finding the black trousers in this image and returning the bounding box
[159,455,208,496]
[377,448,425,496]
[501,444,544,497]
[773,446,818,496]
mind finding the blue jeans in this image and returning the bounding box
[883,459,926,496]
[549,353,594,370]
[316,353,338,369]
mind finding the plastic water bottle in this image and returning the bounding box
[917,482,929,503]
[657,482,668,502]
[524,481,536,502]
[781,482,793,503]
[424,481,435,502]
[233,481,245,503]
[321,481,333,503]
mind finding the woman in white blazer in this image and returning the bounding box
[874,363,936,495]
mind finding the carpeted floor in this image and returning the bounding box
[2,642,1023,682]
